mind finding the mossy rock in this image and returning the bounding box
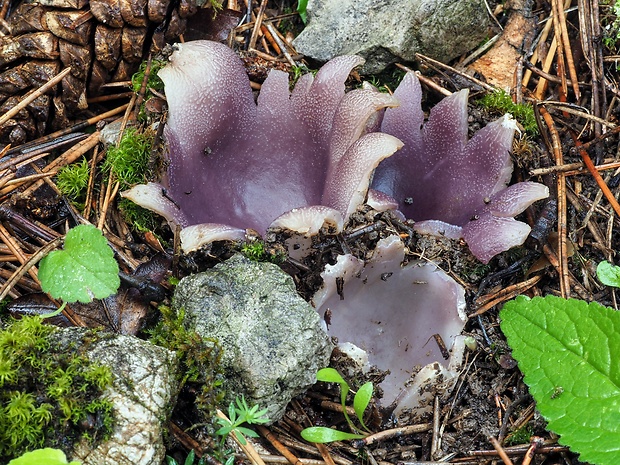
[0,317,179,465]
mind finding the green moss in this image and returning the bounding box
[56,158,89,204]
[0,317,114,461]
[131,60,167,121]
[117,198,161,233]
[131,60,166,95]
[505,423,534,445]
[149,305,224,415]
[240,241,286,264]
[288,64,317,90]
[104,129,162,232]
[209,0,223,10]
[477,90,538,135]
[104,128,153,189]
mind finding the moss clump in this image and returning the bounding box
[131,59,167,121]
[149,305,224,415]
[104,128,161,231]
[240,241,286,264]
[117,198,161,233]
[505,423,534,445]
[56,157,89,206]
[104,128,153,189]
[477,90,538,135]
[131,59,166,96]
[0,316,114,461]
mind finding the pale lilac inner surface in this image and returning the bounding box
[373,72,515,226]
[313,236,466,405]
[159,41,375,234]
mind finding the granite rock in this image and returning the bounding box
[51,330,179,465]
[172,254,332,421]
[293,0,491,73]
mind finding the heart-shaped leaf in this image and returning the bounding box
[596,260,620,288]
[8,448,81,465]
[39,225,120,303]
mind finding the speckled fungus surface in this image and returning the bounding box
[372,72,549,263]
[122,40,549,414]
[122,40,402,252]
[123,40,547,263]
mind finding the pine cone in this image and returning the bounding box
[0,0,198,145]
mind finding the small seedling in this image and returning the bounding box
[300,368,373,443]
[8,448,81,465]
[215,396,270,445]
[595,260,620,287]
[166,450,206,465]
[501,295,620,465]
[297,0,308,23]
[38,224,120,305]
[214,396,269,465]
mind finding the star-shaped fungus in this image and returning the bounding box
[124,40,547,263]
[373,72,549,263]
[122,41,550,414]
[123,40,402,251]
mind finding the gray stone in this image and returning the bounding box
[53,330,179,465]
[293,0,491,74]
[172,254,332,421]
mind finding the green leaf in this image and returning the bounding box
[500,295,620,465]
[316,367,346,384]
[316,367,350,406]
[8,448,81,465]
[235,426,259,438]
[183,450,195,465]
[233,430,248,445]
[228,401,237,423]
[297,0,308,23]
[353,382,373,431]
[316,368,353,429]
[596,261,620,288]
[39,225,120,303]
[300,427,365,443]
[216,424,233,437]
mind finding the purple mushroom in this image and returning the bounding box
[118,41,554,414]
[373,72,549,263]
[123,40,547,263]
[122,40,402,252]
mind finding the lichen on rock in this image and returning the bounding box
[172,254,332,421]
